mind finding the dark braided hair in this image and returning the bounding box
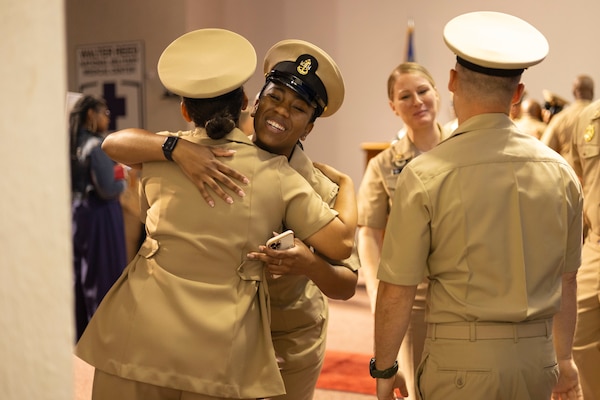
[182,87,245,139]
[68,95,107,161]
[68,95,107,193]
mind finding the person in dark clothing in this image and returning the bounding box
[69,94,127,340]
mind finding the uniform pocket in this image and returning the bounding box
[419,357,497,400]
[581,143,600,159]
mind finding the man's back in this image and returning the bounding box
[380,114,582,323]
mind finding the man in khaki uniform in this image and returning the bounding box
[371,12,583,400]
[542,74,594,159]
[76,29,357,400]
[513,97,547,139]
[569,101,600,400]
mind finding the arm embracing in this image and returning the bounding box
[102,128,247,206]
[306,161,357,258]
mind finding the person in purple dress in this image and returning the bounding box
[69,95,127,340]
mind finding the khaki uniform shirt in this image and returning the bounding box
[514,115,547,139]
[542,99,592,159]
[75,128,338,398]
[267,147,360,332]
[269,146,360,333]
[357,124,449,230]
[571,100,600,234]
[379,114,582,323]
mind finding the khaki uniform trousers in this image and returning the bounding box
[270,312,328,400]
[92,369,255,400]
[573,231,600,400]
[416,320,557,400]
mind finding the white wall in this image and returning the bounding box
[1,0,72,399]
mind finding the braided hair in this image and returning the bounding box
[68,95,107,161]
[68,95,107,193]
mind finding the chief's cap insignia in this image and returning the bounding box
[297,57,313,75]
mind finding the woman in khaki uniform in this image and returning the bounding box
[102,39,360,400]
[357,62,447,399]
[75,29,356,400]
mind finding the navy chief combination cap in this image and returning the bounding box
[263,40,345,118]
[158,28,257,98]
[443,11,549,77]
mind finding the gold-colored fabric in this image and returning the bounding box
[75,128,337,399]
[379,114,582,324]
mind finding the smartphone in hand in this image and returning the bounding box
[266,230,295,250]
[265,230,294,279]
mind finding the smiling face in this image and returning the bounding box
[252,82,315,158]
[388,72,439,131]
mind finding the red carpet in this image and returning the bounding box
[316,351,376,395]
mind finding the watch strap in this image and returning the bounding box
[162,136,179,161]
[369,357,398,379]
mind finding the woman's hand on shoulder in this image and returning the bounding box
[174,141,249,207]
[313,161,349,185]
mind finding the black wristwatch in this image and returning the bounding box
[162,136,179,161]
[369,358,398,379]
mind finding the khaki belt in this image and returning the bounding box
[426,320,551,341]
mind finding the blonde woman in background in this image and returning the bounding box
[358,62,448,398]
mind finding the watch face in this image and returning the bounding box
[162,136,179,161]
[164,136,178,151]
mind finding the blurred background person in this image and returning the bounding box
[514,97,546,139]
[357,62,448,399]
[569,99,600,400]
[69,95,127,341]
[542,74,594,159]
[542,89,569,124]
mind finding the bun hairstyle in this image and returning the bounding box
[182,87,245,139]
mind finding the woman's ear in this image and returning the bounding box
[242,92,249,112]
[180,101,192,122]
[250,99,259,117]
[301,123,315,141]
